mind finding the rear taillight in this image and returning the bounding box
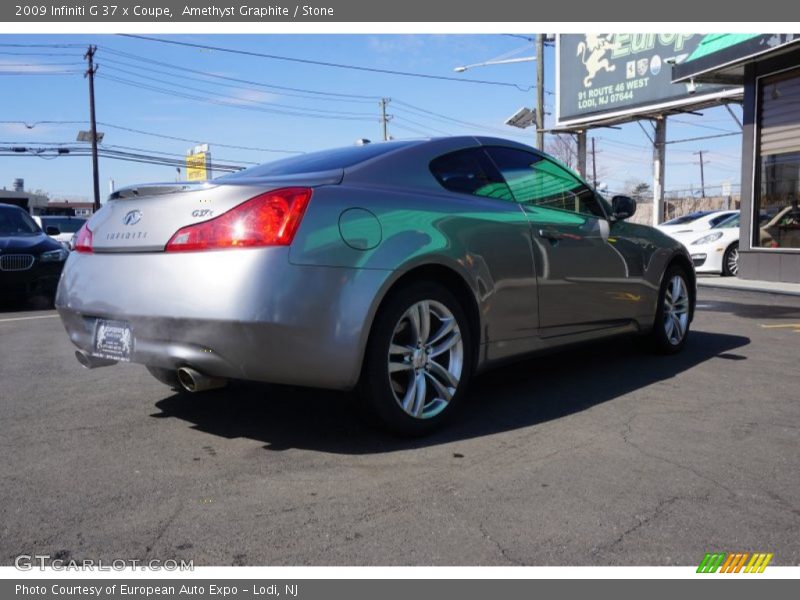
[165,187,312,252]
[74,222,93,253]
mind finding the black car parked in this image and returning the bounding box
[0,204,68,302]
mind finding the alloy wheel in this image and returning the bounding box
[726,246,739,276]
[663,275,690,346]
[387,300,463,419]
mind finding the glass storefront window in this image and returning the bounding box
[755,68,800,249]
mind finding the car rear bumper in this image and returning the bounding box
[56,248,391,390]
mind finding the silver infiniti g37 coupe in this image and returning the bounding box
[57,137,695,435]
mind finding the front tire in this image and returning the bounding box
[722,242,739,277]
[646,265,692,354]
[360,281,473,436]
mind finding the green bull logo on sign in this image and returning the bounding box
[557,33,740,126]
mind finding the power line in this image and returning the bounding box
[0,146,246,172]
[100,123,304,155]
[391,123,432,137]
[96,72,377,121]
[0,61,85,67]
[392,115,452,136]
[103,143,260,165]
[99,64,377,118]
[98,51,377,104]
[0,71,83,76]
[0,42,85,48]
[119,34,534,91]
[0,51,84,57]
[666,132,741,145]
[669,118,740,134]
[94,45,543,141]
[0,120,304,154]
[392,101,516,136]
[100,46,381,101]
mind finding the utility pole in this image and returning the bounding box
[84,45,101,212]
[535,35,545,150]
[576,131,587,179]
[652,117,667,227]
[693,150,709,198]
[591,137,598,189]
[379,98,391,141]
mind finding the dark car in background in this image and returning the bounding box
[0,204,68,304]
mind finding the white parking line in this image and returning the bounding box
[0,314,59,323]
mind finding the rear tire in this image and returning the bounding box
[722,242,739,277]
[359,281,474,437]
[645,265,692,354]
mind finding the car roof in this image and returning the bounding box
[0,203,27,213]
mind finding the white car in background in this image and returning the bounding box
[675,213,741,276]
[656,210,738,240]
[33,215,88,250]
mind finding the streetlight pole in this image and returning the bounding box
[454,44,543,148]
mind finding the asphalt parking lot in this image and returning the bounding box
[1,286,798,566]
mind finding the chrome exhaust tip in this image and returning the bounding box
[176,366,227,393]
[75,349,117,369]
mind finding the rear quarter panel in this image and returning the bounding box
[289,184,539,345]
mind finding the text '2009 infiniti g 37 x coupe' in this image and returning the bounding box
[57,137,695,435]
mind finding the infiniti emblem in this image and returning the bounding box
[123,210,142,226]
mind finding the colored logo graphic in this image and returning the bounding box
[697,552,773,573]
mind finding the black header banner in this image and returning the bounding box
[2,1,800,22]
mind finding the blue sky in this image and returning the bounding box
[0,34,743,200]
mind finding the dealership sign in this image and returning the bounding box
[186,143,210,181]
[556,34,741,127]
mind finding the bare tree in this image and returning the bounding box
[546,134,578,170]
[624,179,651,201]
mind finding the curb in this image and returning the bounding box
[697,279,800,298]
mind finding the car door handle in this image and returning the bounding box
[538,228,564,241]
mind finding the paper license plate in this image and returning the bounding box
[93,319,133,361]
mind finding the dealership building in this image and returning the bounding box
[556,34,800,284]
[674,34,800,283]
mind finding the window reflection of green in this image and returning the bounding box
[502,158,598,220]
[474,182,514,201]
[301,206,530,267]
[504,159,580,205]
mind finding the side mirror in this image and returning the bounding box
[611,195,636,221]
[45,226,61,236]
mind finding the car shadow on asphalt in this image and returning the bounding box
[151,330,750,453]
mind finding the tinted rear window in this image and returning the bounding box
[220,142,417,180]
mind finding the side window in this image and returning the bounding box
[709,213,733,228]
[486,146,606,218]
[429,149,513,201]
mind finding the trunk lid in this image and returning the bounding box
[88,171,342,252]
